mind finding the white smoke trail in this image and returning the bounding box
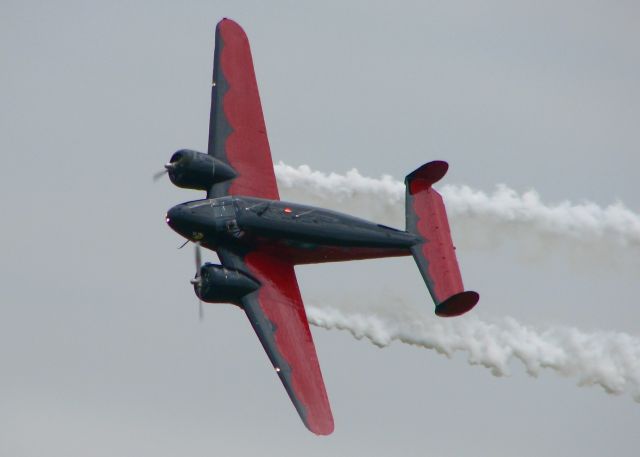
[276,163,640,400]
[275,163,640,255]
[306,303,640,402]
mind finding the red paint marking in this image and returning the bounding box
[218,20,280,200]
[245,251,334,435]
[409,178,429,195]
[411,184,464,303]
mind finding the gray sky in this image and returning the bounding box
[1,1,639,456]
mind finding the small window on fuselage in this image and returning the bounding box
[212,203,234,218]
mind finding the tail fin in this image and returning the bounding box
[405,161,479,317]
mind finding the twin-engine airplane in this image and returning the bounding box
[161,18,479,435]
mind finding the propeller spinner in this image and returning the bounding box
[152,162,177,182]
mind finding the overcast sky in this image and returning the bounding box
[1,1,639,456]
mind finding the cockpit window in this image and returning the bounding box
[185,200,211,209]
[213,202,235,218]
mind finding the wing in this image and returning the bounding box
[218,247,334,435]
[207,19,280,200]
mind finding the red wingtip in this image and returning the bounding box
[218,18,246,37]
[435,291,479,317]
[306,416,335,436]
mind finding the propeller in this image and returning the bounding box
[189,242,205,321]
[152,162,177,182]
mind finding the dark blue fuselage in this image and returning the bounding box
[167,197,419,264]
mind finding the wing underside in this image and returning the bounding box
[207,19,280,200]
[218,248,334,435]
[206,18,331,434]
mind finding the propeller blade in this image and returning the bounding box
[152,169,168,181]
[194,242,202,277]
[193,242,204,322]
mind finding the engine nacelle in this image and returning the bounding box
[167,149,236,191]
[195,263,260,304]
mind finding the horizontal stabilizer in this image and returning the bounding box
[405,161,479,316]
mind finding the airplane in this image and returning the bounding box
[160,18,479,435]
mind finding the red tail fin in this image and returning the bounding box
[405,161,479,317]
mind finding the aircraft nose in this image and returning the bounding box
[165,204,187,231]
[165,202,210,240]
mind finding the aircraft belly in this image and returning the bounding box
[235,210,414,264]
[240,212,409,247]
